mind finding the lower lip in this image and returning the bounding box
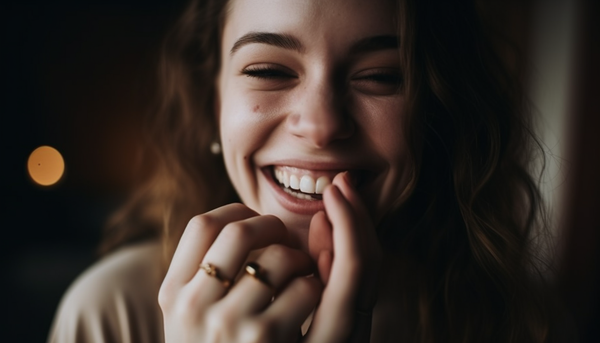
[262,168,326,215]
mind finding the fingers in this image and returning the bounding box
[261,276,322,340]
[187,214,287,301]
[303,172,381,343]
[165,203,259,285]
[225,275,321,343]
[207,244,321,343]
[221,244,314,314]
[308,211,333,261]
[326,172,381,292]
[324,178,363,284]
[317,250,333,284]
[308,211,333,283]
[331,172,370,220]
[316,182,361,324]
[159,202,322,343]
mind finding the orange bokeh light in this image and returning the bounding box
[27,146,65,186]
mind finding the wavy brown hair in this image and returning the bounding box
[99,0,236,264]
[387,0,553,341]
[100,0,554,341]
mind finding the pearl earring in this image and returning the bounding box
[210,141,222,155]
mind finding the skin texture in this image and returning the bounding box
[217,0,411,250]
[159,0,408,341]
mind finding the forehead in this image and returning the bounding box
[222,0,397,51]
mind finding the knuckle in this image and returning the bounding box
[263,244,292,262]
[222,221,253,242]
[187,214,218,234]
[227,202,250,212]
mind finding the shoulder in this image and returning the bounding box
[47,240,165,343]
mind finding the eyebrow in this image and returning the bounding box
[230,32,399,55]
[349,35,400,54]
[230,32,304,54]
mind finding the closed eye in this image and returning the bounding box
[354,71,402,85]
[241,65,297,80]
[352,69,403,95]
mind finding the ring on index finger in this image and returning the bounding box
[199,263,232,289]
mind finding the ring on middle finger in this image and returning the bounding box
[245,261,273,291]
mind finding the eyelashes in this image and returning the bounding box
[242,66,401,83]
[354,72,403,85]
[242,66,297,79]
[241,64,403,95]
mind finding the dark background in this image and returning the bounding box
[1,1,186,341]
[0,0,598,342]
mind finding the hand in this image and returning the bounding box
[158,203,323,343]
[305,172,383,343]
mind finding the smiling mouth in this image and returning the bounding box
[272,167,329,200]
[269,165,368,201]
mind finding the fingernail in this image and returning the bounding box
[343,171,357,187]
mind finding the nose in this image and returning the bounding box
[286,80,354,148]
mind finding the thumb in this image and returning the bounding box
[317,249,333,285]
[308,211,333,283]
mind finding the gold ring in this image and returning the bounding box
[245,262,273,290]
[199,263,232,288]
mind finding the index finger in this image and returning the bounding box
[165,203,259,284]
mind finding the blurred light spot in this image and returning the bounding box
[27,146,65,186]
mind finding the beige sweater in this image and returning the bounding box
[47,239,407,343]
[47,241,165,343]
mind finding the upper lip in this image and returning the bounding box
[261,158,379,173]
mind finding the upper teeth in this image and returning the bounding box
[274,168,332,194]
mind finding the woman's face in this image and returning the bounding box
[217,0,411,249]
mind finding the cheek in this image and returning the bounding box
[219,89,284,167]
[378,123,408,166]
[220,91,259,146]
[357,97,407,161]
[221,89,290,145]
[356,98,410,216]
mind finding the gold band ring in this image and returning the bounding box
[245,262,273,290]
[199,263,232,288]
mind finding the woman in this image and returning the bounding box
[48,0,557,342]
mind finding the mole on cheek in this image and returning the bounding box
[253,105,260,112]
